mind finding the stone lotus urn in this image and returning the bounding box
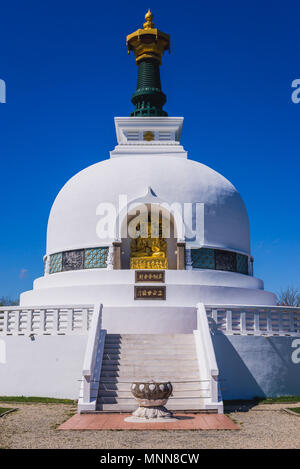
[125,380,176,422]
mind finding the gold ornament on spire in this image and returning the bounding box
[143,9,154,29]
[126,10,170,64]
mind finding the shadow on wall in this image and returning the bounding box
[212,334,300,400]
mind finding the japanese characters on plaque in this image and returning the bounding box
[135,270,165,283]
[134,286,166,300]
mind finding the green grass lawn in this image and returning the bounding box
[288,407,300,414]
[0,396,75,405]
[224,396,300,408]
[0,407,15,416]
[260,396,300,404]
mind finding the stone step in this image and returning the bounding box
[104,337,195,344]
[97,396,210,405]
[103,352,197,359]
[99,381,207,392]
[96,402,210,412]
[96,333,208,413]
[105,340,196,347]
[101,362,199,369]
[101,359,198,366]
[102,358,197,364]
[104,340,195,346]
[104,342,195,348]
[103,346,196,353]
[100,370,199,377]
[105,334,194,340]
[98,390,210,399]
[105,334,195,343]
[100,373,200,380]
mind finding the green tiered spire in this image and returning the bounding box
[126,10,170,117]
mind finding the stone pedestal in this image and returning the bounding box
[124,381,177,423]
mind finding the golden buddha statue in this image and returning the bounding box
[130,222,168,269]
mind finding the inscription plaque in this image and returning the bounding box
[134,286,166,300]
[135,270,165,283]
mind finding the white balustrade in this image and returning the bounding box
[194,304,223,413]
[78,304,106,412]
[0,305,94,335]
[205,305,300,336]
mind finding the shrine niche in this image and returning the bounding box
[130,221,168,270]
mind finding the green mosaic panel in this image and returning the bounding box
[49,252,62,274]
[236,253,248,275]
[84,247,108,269]
[62,249,84,271]
[191,248,215,269]
[215,250,236,272]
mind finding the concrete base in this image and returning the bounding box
[20,269,276,309]
[1,330,299,401]
[0,334,88,398]
[213,335,300,399]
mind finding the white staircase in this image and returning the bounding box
[96,333,218,412]
[77,303,223,414]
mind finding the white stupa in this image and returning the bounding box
[2,11,299,412]
[20,112,276,312]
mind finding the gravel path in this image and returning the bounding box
[1,403,300,449]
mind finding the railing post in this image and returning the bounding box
[27,310,33,334]
[82,308,89,332]
[241,311,246,335]
[16,310,21,334]
[212,308,218,327]
[279,310,284,335]
[54,309,59,334]
[82,375,91,406]
[254,310,260,335]
[290,312,295,334]
[267,311,272,335]
[226,310,232,334]
[4,310,9,333]
[41,310,46,333]
[67,308,73,333]
[211,375,218,403]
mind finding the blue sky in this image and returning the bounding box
[0,0,299,300]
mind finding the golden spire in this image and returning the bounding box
[143,9,154,29]
[126,10,170,64]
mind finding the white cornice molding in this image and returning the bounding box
[110,116,187,159]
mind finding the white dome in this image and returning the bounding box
[46,155,250,255]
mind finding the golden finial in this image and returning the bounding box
[143,9,154,30]
[126,10,170,64]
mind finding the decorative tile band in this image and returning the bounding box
[48,246,249,275]
[49,252,62,274]
[49,247,109,274]
[236,253,249,275]
[191,248,249,275]
[84,247,109,269]
[190,248,215,270]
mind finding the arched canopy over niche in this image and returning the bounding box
[120,203,182,270]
